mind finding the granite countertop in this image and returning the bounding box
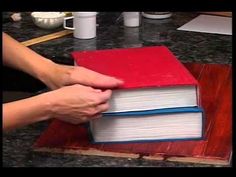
[2,12,232,167]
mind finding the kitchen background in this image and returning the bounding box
[2,12,232,167]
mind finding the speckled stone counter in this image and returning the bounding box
[2,12,232,167]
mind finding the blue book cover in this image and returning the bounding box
[103,106,203,117]
[87,107,205,144]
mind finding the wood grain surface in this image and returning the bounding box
[21,30,73,47]
[33,63,232,166]
[200,12,232,17]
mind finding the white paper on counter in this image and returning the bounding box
[177,14,232,35]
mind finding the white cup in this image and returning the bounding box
[123,12,140,27]
[64,12,97,39]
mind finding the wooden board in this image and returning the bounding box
[200,12,232,17]
[33,63,232,166]
[21,30,73,47]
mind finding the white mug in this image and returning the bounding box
[123,12,140,27]
[64,12,97,39]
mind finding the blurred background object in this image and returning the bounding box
[64,12,72,16]
[142,12,172,19]
[11,12,22,21]
[31,12,66,29]
[123,12,141,27]
[141,17,173,43]
[123,27,142,48]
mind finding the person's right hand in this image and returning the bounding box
[43,84,112,124]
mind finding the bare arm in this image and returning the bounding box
[2,32,123,90]
[3,84,112,132]
[2,32,123,132]
[2,32,54,83]
[3,93,51,131]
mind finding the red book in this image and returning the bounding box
[72,46,200,113]
[34,63,232,165]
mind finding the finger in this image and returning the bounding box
[56,117,82,125]
[93,89,102,93]
[96,102,110,112]
[97,89,112,103]
[82,68,124,88]
[90,113,103,120]
[95,74,124,88]
[70,67,124,88]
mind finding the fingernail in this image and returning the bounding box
[113,77,123,82]
[117,79,124,84]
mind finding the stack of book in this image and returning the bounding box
[72,46,204,143]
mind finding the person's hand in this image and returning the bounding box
[43,84,112,124]
[39,61,123,90]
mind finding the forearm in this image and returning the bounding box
[3,93,53,131]
[2,32,55,81]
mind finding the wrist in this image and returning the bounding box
[37,91,56,121]
[37,60,73,90]
[36,58,57,86]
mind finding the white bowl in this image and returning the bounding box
[31,12,66,29]
[142,12,172,19]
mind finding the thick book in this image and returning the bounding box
[72,46,200,113]
[33,64,232,166]
[90,107,204,143]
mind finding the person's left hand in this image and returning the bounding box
[40,61,124,90]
